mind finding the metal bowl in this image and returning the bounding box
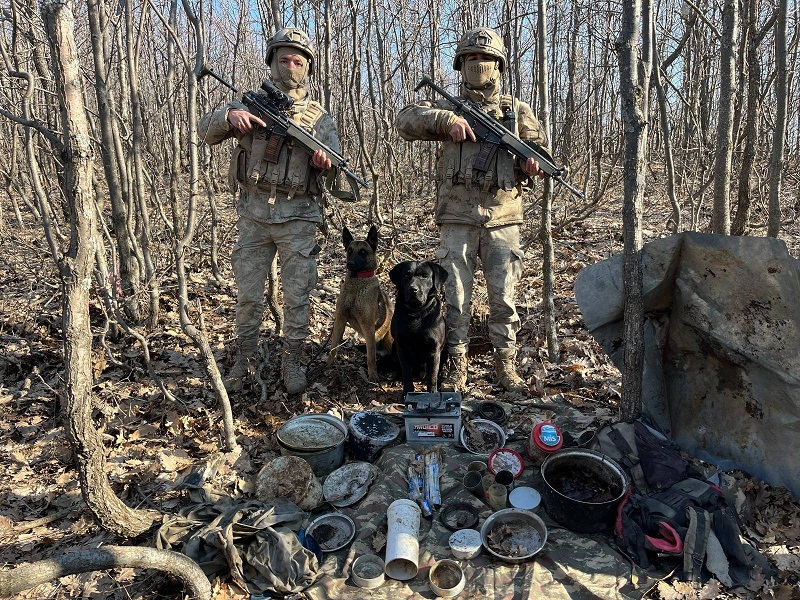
[277,413,347,451]
[479,508,547,563]
[305,512,356,552]
[460,419,507,457]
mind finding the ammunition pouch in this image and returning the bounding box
[230,100,326,199]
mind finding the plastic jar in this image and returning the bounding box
[527,421,563,466]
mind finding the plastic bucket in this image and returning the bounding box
[384,499,421,580]
[277,414,348,477]
[349,411,401,462]
[541,448,628,533]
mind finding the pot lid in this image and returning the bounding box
[323,461,379,507]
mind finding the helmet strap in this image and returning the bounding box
[461,82,500,106]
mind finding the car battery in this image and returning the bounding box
[403,392,462,444]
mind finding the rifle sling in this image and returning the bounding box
[325,170,361,203]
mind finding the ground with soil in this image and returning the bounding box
[1,190,798,599]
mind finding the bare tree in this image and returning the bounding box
[124,0,160,326]
[711,0,739,234]
[41,0,159,537]
[733,0,762,235]
[767,0,788,237]
[87,0,142,322]
[615,0,652,419]
[537,0,560,363]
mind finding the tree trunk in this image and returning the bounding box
[615,0,648,420]
[653,65,680,233]
[124,0,159,327]
[563,6,580,163]
[178,0,239,452]
[733,0,761,236]
[711,0,739,234]
[87,0,141,322]
[0,546,210,599]
[42,0,158,538]
[767,0,788,237]
[537,0,560,363]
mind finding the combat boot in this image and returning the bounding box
[494,348,526,393]
[225,338,259,393]
[282,339,307,395]
[441,353,468,392]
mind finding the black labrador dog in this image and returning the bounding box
[389,260,448,395]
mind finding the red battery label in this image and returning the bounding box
[413,423,455,439]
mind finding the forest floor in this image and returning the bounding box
[1,187,799,599]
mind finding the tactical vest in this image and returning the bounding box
[228,100,325,202]
[438,94,518,192]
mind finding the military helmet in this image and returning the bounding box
[452,27,507,73]
[265,27,316,74]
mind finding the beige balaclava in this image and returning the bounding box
[270,46,310,101]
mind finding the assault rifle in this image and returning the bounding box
[414,75,584,199]
[200,67,368,201]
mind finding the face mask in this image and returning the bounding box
[462,58,498,89]
[270,47,309,90]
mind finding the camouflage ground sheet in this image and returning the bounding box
[304,443,655,599]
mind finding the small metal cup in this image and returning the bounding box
[463,471,484,498]
[495,469,515,491]
[467,461,488,474]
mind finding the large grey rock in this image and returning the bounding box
[575,232,800,498]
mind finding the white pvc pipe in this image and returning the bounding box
[384,499,421,580]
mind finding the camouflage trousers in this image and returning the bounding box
[435,223,523,355]
[231,216,318,342]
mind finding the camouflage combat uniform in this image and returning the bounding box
[199,98,338,343]
[199,31,341,394]
[396,40,550,392]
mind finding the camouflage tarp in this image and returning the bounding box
[574,233,800,498]
[305,443,655,599]
[156,496,319,596]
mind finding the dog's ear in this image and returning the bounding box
[342,226,354,250]
[367,225,378,251]
[430,262,449,290]
[389,262,408,287]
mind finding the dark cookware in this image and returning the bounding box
[540,448,628,533]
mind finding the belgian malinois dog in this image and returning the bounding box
[325,225,394,381]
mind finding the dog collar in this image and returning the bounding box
[350,270,375,278]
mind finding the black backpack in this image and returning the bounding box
[592,421,753,584]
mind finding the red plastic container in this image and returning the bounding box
[527,421,563,465]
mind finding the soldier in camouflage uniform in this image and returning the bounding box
[199,28,341,395]
[396,28,550,393]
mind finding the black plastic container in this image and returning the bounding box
[348,411,401,462]
[540,448,628,533]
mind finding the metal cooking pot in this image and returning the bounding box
[540,448,628,533]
